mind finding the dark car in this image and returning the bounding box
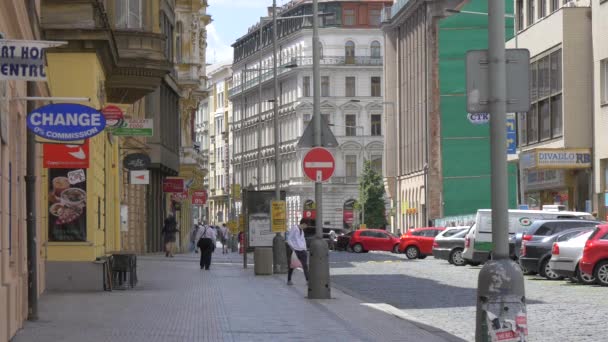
[432,228,469,266]
[511,219,600,260]
[336,231,354,251]
[519,227,593,280]
[303,227,345,249]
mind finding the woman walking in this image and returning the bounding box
[161,214,179,257]
[285,218,310,285]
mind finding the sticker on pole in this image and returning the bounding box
[27,103,106,141]
[302,147,335,183]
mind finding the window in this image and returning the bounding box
[303,76,310,97]
[344,8,356,26]
[345,77,356,97]
[539,0,547,18]
[345,114,357,136]
[116,0,142,29]
[371,77,381,97]
[519,49,563,146]
[371,155,382,174]
[176,21,183,63]
[346,155,357,178]
[160,12,173,61]
[369,9,381,26]
[371,41,381,58]
[551,0,560,12]
[601,59,608,104]
[345,41,355,64]
[527,0,535,25]
[360,230,374,237]
[371,114,381,136]
[321,76,330,97]
[517,0,524,30]
[601,232,608,240]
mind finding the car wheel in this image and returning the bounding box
[539,258,562,280]
[352,243,364,253]
[392,244,400,254]
[576,265,596,285]
[450,248,466,266]
[405,246,419,259]
[594,261,608,286]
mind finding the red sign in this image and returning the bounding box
[303,209,316,219]
[192,190,207,205]
[170,191,188,202]
[302,147,335,182]
[43,140,90,168]
[101,105,124,120]
[163,178,184,193]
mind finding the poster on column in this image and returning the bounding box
[48,168,87,241]
[244,190,286,247]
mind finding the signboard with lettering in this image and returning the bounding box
[0,39,66,81]
[111,119,153,137]
[192,190,207,205]
[163,178,184,193]
[43,140,90,168]
[123,153,151,170]
[536,149,592,169]
[271,200,287,233]
[27,103,106,141]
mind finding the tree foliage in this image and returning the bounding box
[358,160,386,228]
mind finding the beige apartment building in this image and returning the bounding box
[508,0,593,212]
[593,0,608,219]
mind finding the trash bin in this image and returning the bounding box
[111,252,137,289]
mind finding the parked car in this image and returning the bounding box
[336,231,354,251]
[349,229,401,253]
[519,227,593,280]
[580,225,608,286]
[463,209,594,265]
[512,219,600,259]
[432,227,469,266]
[303,227,345,250]
[549,230,595,284]
[399,227,445,259]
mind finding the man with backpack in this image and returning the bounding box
[196,224,216,270]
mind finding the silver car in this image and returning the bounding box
[432,227,468,266]
[549,230,596,284]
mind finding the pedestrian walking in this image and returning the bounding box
[285,218,310,285]
[196,224,217,270]
[189,221,202,254]
[328,229,337,251]
[162,214,179,257]
[220,223,229,254]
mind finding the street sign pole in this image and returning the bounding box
[308,0,331,299]
[475,1,527,340]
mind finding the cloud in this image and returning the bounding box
[206,23,233,64]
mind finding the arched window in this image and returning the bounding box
[345,41,355,64]
[371,41,381,58]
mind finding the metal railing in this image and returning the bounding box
[381,0,413,22]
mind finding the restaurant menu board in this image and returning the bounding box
[48,168,87,241]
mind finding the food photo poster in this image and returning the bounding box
[48,168,87,241]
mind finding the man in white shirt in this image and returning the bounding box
[285,218,310,285]
[196,224,217,270]
[220,223,229,254]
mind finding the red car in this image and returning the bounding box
[349,229,401,253]
[399,227,446,259]
[580,225,608,286]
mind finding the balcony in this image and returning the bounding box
[228,56,383,97]
[41,0,172,104]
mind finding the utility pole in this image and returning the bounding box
[257,20,263,191]
[240,69,248,269]
[308,0,331,299]
[271,0,288,274]
[475,1,527,340]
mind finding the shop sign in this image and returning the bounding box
[27,103,106,141]
[525,169,566,191]
[111,119,153,137]
[130,170,149,185]
[101,105,124,129]
[163,178,184,193]
[536,149,591,169]
[467,112,490,124]
[48,168,87,241]
[192,190,207,205]
[123,153,151,170]
[0,39,66,81]
[170,191,188,202]
[271,200,287,233]
[43,140,90,168]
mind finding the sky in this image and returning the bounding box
[206,0,289,65]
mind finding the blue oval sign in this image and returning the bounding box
[27,103,106,141]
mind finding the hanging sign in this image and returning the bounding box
[0,39,66,81]
[101,105,124,130]
[192,190,207,205]
[111,119,153,137]
[27,103,106,141]
[130,170,149,185]
[163,178,184,193]
[123,153,151,170]
[43,140,90,168]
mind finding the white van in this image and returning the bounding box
[462,209,594,264]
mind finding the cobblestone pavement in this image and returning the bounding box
[329,250,608,342]
[13,249,462,342]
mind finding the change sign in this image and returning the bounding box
[27,103,106,141]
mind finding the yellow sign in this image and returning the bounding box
[360,224,367,230]
[238,215,245,232]
[271,200,287,233]
[227,220,238,234]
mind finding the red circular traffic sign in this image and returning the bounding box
[302,147,335,182]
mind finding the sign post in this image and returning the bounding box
[302,147,336,182]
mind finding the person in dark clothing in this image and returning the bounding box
[196,224,217,270]
[162,214,179,257]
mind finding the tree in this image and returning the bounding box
[357,160,386,228]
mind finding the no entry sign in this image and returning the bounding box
[302,147,335,182]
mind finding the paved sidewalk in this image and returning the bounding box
[13,250,464,342]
